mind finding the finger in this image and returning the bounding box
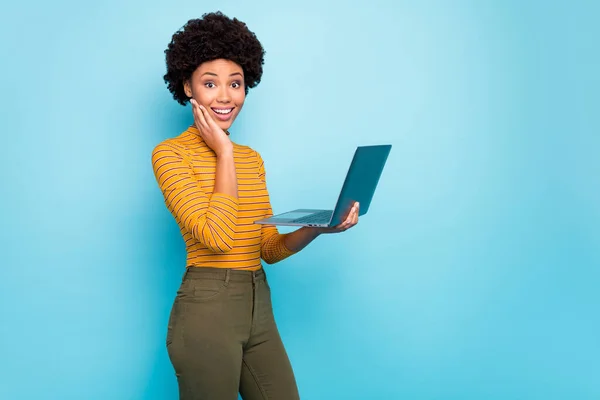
[345,204,358,223]
[338,206,356,229]
[349,211,357,226]
[198,104,219,129]
[201,105,220,129]
[345,211,353,223]
[341,215,352,228]
[195,104,211,132]
[191,98,201,117]
[339,220,351,232]
[333,222,347,232]
[190,100,207,128]
[190,100,205,130]
[341,208,358,230]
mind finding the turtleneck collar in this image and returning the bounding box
[186,125,231,138]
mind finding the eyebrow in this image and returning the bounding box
[201,72,243,77]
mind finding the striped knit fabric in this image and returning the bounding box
[152,125,296,270]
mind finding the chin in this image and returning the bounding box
[218,121,233,131]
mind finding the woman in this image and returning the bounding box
[152,11,359,400]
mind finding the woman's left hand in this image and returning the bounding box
[316,202,360,234]
[284,202,360,252]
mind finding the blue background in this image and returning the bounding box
[1,0,599,399]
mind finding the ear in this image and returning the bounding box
[183,80,192,98]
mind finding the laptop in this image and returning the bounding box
[254,144,392,227]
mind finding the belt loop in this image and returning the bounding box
[252,270,256,284]
[225,269,230,285]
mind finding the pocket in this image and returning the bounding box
[184,278,228,302]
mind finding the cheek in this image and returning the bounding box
[234,93,246,109]
[193,86,214,105]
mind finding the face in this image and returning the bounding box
[184,59,245,131]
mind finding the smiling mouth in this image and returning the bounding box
[211,107,234,115]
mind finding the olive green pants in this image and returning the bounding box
[166,267,300,400]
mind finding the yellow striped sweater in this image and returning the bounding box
[151,125,296,270]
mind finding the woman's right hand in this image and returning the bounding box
[190,98,233,157]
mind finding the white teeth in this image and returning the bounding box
[213,108,233,114]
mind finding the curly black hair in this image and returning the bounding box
[163,11,266,105]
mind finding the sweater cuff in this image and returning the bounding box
[267,233,297,262]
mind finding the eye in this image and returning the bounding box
[231,81,242,89]
[204,82,215,88]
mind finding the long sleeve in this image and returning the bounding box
[152,143,239,253]
[255,151,296,264]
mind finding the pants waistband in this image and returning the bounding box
[183,267,265,283]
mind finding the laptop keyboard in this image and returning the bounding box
[291,210,333,224]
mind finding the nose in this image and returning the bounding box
[217,86,231,103]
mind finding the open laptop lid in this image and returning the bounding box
[329,144,392,226]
